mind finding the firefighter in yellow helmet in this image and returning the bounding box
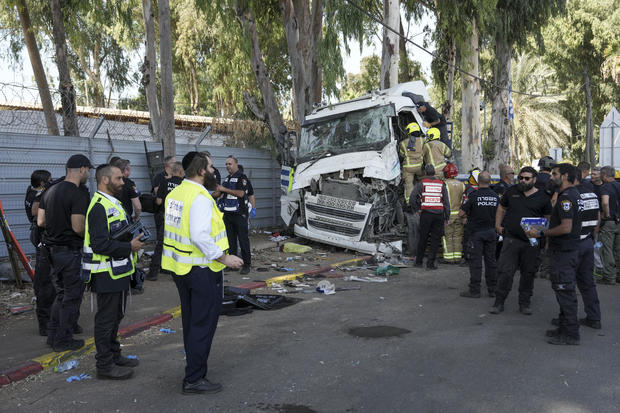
[422,127,451,173]
[441,163,465,263]
[399,122,425,204]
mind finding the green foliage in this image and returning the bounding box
[340,55,381,100]
[542,0,620,159]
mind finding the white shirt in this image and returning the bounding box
[186,179,224,262]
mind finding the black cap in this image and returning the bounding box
[66,154,94,169]
[182,151,199,170]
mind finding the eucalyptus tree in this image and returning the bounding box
[486,0,564,173]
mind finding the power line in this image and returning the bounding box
[343,0,583,98]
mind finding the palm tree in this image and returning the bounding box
[511,52,571,165]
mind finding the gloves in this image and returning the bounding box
[423,122,431,128]
[250,208,257,218]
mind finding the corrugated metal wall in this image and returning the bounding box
[0,132,282,257]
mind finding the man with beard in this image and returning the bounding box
[217,156,252,275]
[162,152,243,394]
[526,163,581,344]
[82,164,144,379]
[38,154,92,351]
[490,166,552,315]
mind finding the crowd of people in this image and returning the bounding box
[23,152,254,388]
[402,121,619,346]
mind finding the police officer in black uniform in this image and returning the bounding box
[459,171,499,298]
[548,167,602,333]
[38,154,92,351]
[490,166,552,315]
[218,155,251,274]
[410,164,450,270]
[25,170,55,336]
[526,163,581,345]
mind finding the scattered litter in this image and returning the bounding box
[344,276,388,283]
[263,231,272,234]
[280,267,293,272]
[376,265,400,276]
[160,328,176,333]
[10,292,22,299]
[271,263,278,267]
[316,280,336,295]
[283,242,313,253]
[9,305,34,315]
[55,359,79,373]
[299,264,308,267]
[379,296,385,300]
[126,355,138,360]
[269,235,289,242]
[66,374,91,382]
[242,277,250,280]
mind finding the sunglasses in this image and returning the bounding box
[518,176,533,181]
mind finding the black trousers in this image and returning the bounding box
[494,236,540,306]
[47,249,85,346]
[95,290,127,370]
[149,210,165,275]
[550,249,580,339]
[467,229,497,294]
[33,243,56,331]
[416,211,444,267]
[575,238,601,321]
[173,266,223,383]
[223,213,251,267]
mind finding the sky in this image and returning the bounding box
[0,10,436,106]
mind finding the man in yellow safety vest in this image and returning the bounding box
[162,152,243,395]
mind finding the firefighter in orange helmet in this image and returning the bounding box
[441,163,465,263]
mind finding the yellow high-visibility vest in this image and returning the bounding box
[82,192,135,282]
[162,180,229,275]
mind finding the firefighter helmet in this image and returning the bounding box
[443,163,458,179]
[405,122,422,137]
[426,127,441,142]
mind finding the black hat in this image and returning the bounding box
[182,151,199,170]
[66,154,94,169]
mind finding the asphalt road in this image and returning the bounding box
[1,262,619,413]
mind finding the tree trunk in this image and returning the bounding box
[487,36,511,173]
[141,0,161,141]
[237,6,284,150]
[50,0,78,136]
[443,36,456,121]
[280,0,323,125]
[460,18,482,171]
[380,0,399,89]
[16,0,59,135]
[158,0,176,157]
[584,69,594,165]
[398,16,409,82]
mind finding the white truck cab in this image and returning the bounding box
[281,81,433,255]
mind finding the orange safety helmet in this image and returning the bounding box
[443,163,458,179]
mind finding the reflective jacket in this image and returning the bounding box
[162,180,229,275]
[421,178,445,211]
[399,137,425,175]
[423,140,451,172]
[218,171,246,214]
[445,178,465,217]
[82,192,135,282]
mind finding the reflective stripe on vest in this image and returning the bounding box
[400,138,423,169]
[446,179,464,216]
[162,180,229,275]
[421,178,444,210]
[81,192,135,282]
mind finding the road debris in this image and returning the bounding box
[66,374,91,382]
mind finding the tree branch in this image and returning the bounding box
[243,91,266,121]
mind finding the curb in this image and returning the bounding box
[1,255,373,387]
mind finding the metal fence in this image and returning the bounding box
[0,132,282,258]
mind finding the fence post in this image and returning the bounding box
[88,116,105,194]
[194,125,212,151]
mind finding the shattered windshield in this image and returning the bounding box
[299,105,395,160]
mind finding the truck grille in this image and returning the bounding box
[305,204,366,221]
[307,219,361,236]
